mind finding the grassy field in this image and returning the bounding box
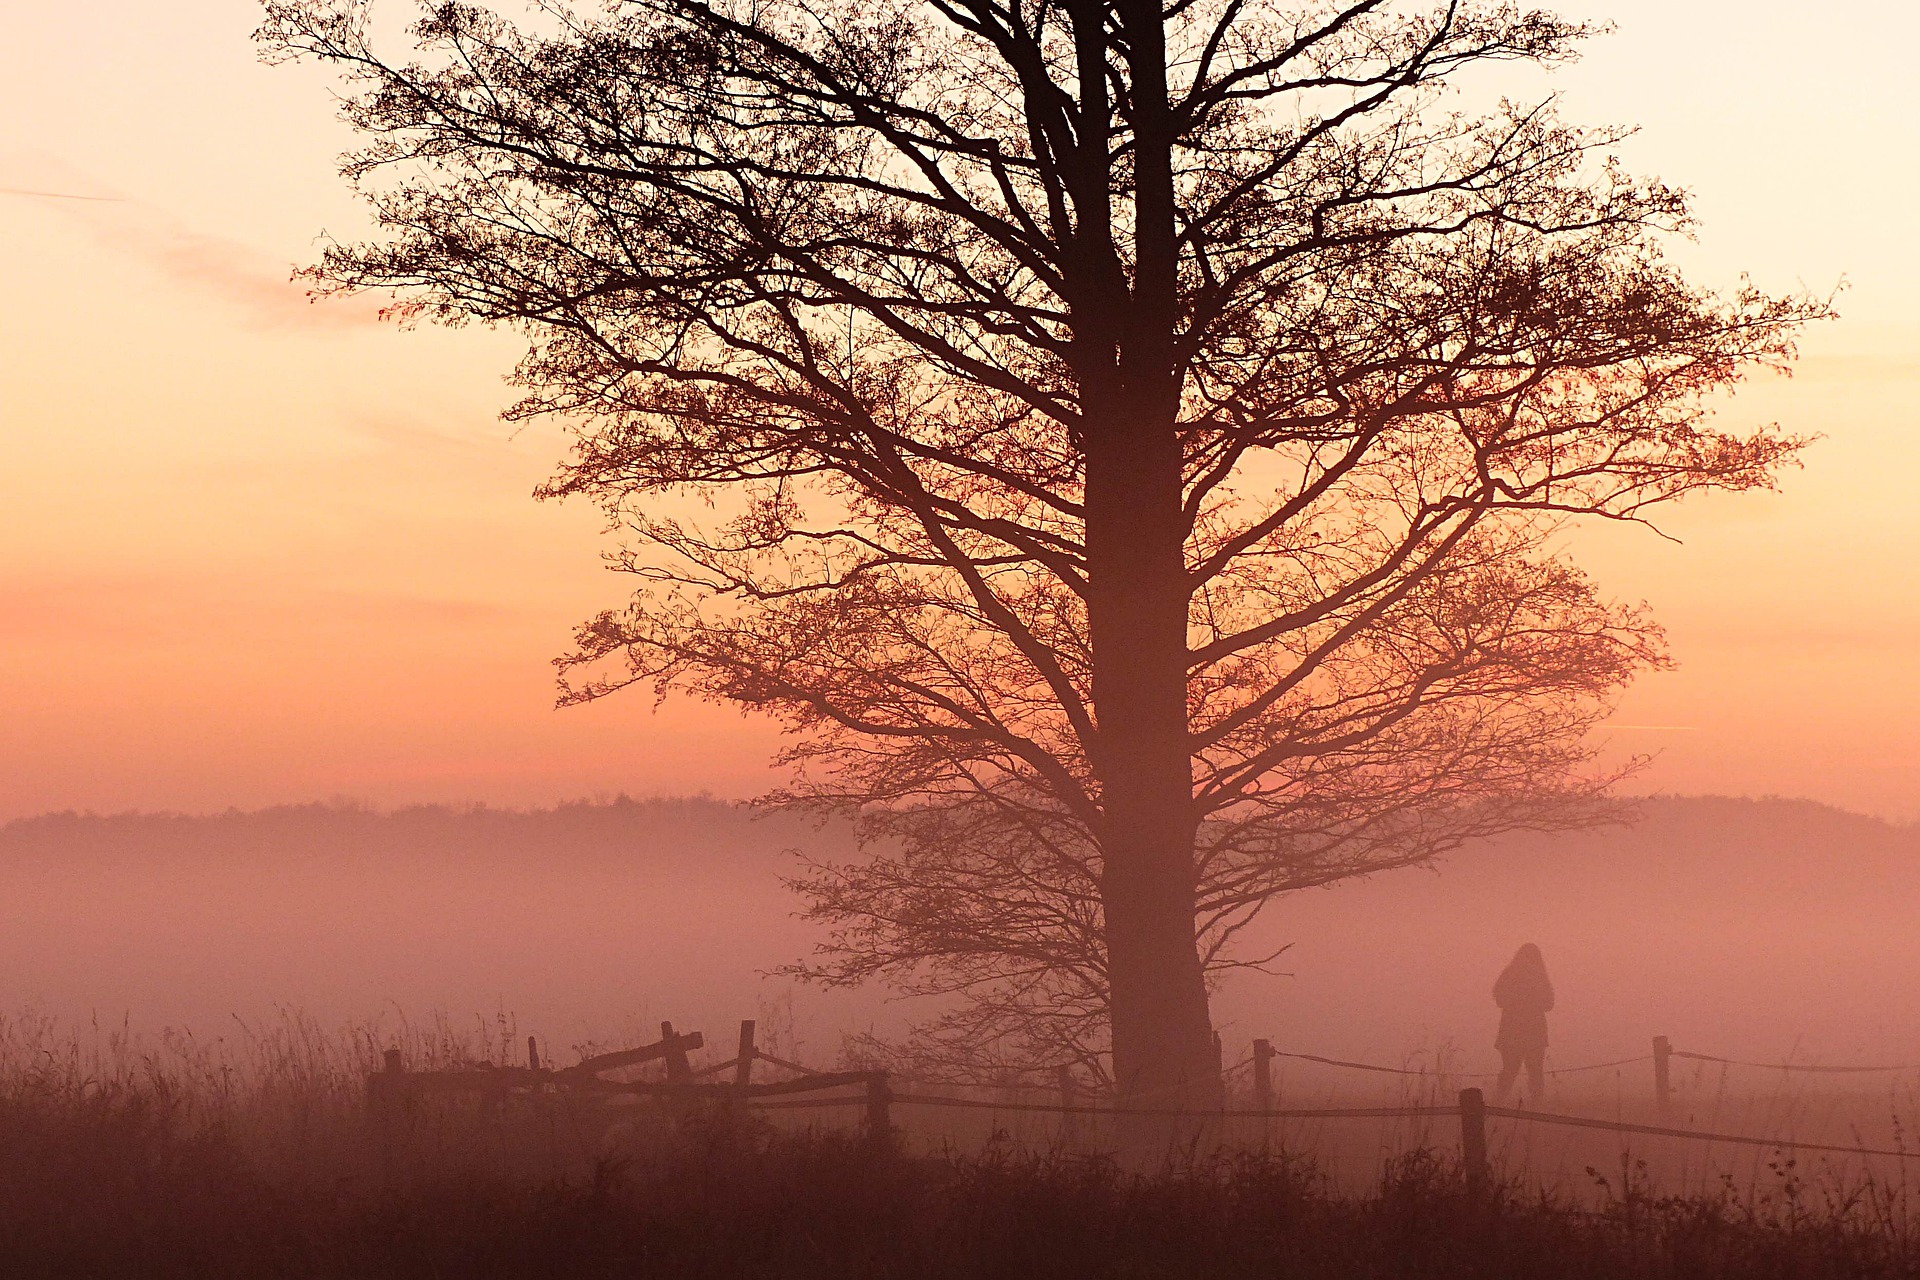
[4,1012,1920,1278]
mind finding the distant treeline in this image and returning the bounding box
[1476,794,1917,899]
[0,795,856,871]
[1,793,1908,882]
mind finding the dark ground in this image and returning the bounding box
[4,1105,1916,1280]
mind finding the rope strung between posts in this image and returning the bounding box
[1220,1052,1258,1079]
[747,1095,873,1112]
[743,1091,1920,1162]
[1670,1051,1920,1074]
[678,1039,1918,1118]
[886,1053,1259,1098]
[1270,1046,1917,1078]
[810,1046,1906,1090]
[1267,1050,1652,1078]
[746,1093,1452,1120]
[1267,1050,1429,1075]
[886,1093,1456,1120]
[1539,1055,1657,1075]
[1484,1105,1920,1160]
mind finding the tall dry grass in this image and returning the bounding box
[3,1009,1919,1278]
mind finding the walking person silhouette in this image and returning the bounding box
[1493,943,1554,1103]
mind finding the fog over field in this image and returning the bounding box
[7,794,1913,1078]
[8,0,1920,1268]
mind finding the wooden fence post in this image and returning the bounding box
[371,1047,405,1114]
[658,1021,693,1124]
[735,1019,757,1090]
[1458,1087,1488,1194]
[368,1048,401,1113]
[1252,1039,1274,1113]
[865,1072,893,1154]
[1057,1065,1080,1148]
[661,1021,693,1083]
[368,1047,407,1171]
[1652,1036,1671,1119]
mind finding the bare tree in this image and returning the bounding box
[261,0,1822,1109]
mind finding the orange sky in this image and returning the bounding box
[2,1,1916,823]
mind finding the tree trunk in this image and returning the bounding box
[1085,0,1218,1122]
[1067,0,1216,1126]
[1084,404,1218,1119]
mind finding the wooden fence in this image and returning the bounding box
[367,1019,893,1155]
[368,1023,1920,1181]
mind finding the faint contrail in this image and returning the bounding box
[2,168,382,330]
[0,186,126,202]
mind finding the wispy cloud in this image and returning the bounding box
[1,155,385,331]
[0,186,126,202]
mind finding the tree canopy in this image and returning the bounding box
[262,0,1821,1100]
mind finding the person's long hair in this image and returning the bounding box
[1493,942,1554,1009]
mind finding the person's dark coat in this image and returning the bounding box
[1493,944,1554,1055]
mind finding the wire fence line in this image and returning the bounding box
[1537,1055,1658,1076]
[744,1092,1452,1121]
[1671,1050,1920,1074]
[896,1052,1263,1099]
[802,1043,1912,1097]
[736,1034,1920,1168]
[889,1094,1458,1121]
[1267,1049,1652,1079]
[745,1095,877,1112]
[1484,1106,1920,1161]
[666,1041,1919,1092]
[370,1020,1920,1175]
[1266,1050,1435,1076]
[744,1087,1920,1165]
[1270,1045,1920,1080]
[735,1040,1920,1118]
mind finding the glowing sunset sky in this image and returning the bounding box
[2,1,1916,823]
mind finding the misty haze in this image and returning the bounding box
[4,0,1918,1275]
[10,795,1920,1073]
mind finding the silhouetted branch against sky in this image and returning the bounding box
[259,0,1825,1096]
